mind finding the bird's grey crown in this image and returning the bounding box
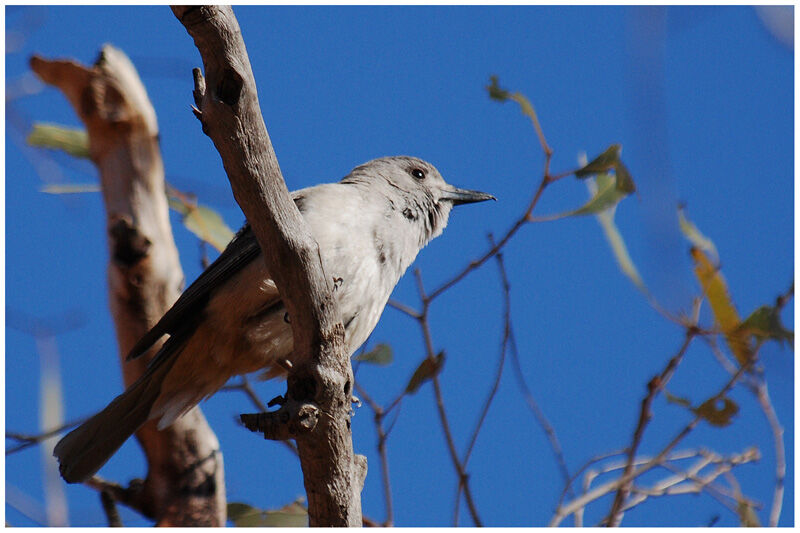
[340,156,453,247]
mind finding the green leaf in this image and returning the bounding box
[486,77,547,139]
[737,305,793,348]
[168,196,234,252]
[486,75,510,102]
[27,123,90,159]
[569,173,628,216]
[228,502,256,522]
[585,173,647,293]
[691,248,753,366]
[693,396,739,427]
[405,352,445,394]
[665,390,691,408]
[678,205,719,264]
[354,343,393,366]
[575,144,621,178]
[228,500,308,527]
[40,183,101,194]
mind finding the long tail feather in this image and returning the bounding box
[53,351,179,484]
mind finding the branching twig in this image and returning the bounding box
[703,281,793,526]
[618,448,760,520]
[605,328,697,526]
[552,354,751,527]
[428,96,567,302]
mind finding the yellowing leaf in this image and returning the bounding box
[41,183,101,194]
[678,206,719,264]
[693,396,739,427]
[168,196,234,252]
[27,123,90,159]
[691,248,753,366]
[405,352,445,394]
[227,499,308,527]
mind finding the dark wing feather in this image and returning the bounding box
[126,223,261,360]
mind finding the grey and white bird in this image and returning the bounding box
[53,156,494,483]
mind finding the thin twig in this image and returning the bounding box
[386,299,422,319]
[414,270,483,527]
[83,476,152,520]
[754,379,784,527]
[6,418,85,455]
[428,178,545,301]
[704,279,793,527]
[557,449,627,514]
[709,339,784,527]
[454,240,511,525]
[354,381,394,527]
[462,237,510,466]
[508,326,573,497]
[605,328,697,526]
[552,358,750,527]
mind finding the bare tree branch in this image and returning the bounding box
[171,6,361,525]
[30,44,225,526]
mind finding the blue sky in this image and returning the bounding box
[5,5,794,527]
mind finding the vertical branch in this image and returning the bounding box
[754,381,785,527]
[354,383,394,526]
[171,6,362,526]
[413,271,483,527]
[454,239,510,524]
[30,46,225,525]
[605,329,696,526]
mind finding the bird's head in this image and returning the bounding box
[344,156,495,244]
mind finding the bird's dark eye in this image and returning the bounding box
[410,168,426,180]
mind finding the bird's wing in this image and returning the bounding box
[126,223,261,360]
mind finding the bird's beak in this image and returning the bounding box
[441,186,496,206]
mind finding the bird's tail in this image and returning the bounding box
[53,351,178,484]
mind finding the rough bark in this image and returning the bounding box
[30,45,226,526]
[171,5,364,526]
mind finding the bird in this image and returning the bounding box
[53,155,494,483]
